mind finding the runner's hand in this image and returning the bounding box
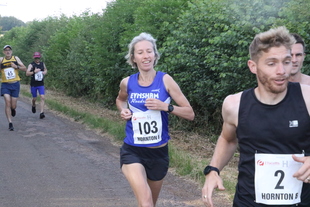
[145,98,165,111]
[202,171,225,207]
[292,155,310,182]
[120,108,132,120]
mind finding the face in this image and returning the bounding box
[248,45,292,94]
[34,57,40,63]
[3,48,12,58]
[291,43,305,75]
[133,40,155,71]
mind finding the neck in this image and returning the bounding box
[289,72,302,82]
[138,69,156,86]
[254,87,287,105]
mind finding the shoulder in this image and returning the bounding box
[222,92,242,121]
[223,92,242,108]
[301,74,310,85]
[14,56,23,62]
[162,73,179,93]
[162,73,173,81]
[162,73,177,85]
[119,76,130,88]
[300,84,310,110]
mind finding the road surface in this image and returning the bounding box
[0,95,230,207]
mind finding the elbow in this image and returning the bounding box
[183,107,195,121]
[185,111,195,121]
[189,112,195,121]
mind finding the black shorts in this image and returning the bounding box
[120,142,169,181]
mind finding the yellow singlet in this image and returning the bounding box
[0,56,20,82]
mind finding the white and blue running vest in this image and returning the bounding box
[124,71,171,147]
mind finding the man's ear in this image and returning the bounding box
[248,60,257,75]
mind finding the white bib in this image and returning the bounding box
[4,67,16,80]
[255,153,303,205]
[131,111,162,145]
[35,71,43,81]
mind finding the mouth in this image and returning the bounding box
[142,60,151,64]
[274,77,287,85]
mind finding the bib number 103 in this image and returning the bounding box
[132,111,163,145]
[138,121,158,135]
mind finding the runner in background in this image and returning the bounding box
[0,45,27,131]
[289,33,310,85]
[26,52,47,119]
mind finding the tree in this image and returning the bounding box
[0,16,25,32]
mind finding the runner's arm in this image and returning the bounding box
[13,56,26,71]
[202,93,240,207]
[116,77,132,120]
[145,74,194,120]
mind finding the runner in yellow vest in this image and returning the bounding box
[0,45,26,131]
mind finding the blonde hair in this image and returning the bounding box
[125,32,160,68]
[249,26,295,62]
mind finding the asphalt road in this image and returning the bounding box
[0,96,215,207]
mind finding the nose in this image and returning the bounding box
[276,63,286,75]
[142,50,150,58]
[291,54,297,62]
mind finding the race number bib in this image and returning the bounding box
[255,153,303,205]
[4,68,16,80]
[35,71,43,81]
[131,111,162,145]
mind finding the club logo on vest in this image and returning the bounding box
[289,120,298,128]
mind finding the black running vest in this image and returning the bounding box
[234,82,310,207]
[30,61,45,87]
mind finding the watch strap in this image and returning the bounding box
[167,104,174,113]
[204,165,220,175]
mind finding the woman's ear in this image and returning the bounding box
[248,59,257,75]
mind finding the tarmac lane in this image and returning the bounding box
[0,96,208,207]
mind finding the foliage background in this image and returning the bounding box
[1,0,310,137]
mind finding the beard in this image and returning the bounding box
[256,69,288,94]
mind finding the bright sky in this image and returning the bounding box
[0,0,114,23]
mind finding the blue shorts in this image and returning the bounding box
[31,86,45,97]
[120,142,169,181]
[1,82,20,98]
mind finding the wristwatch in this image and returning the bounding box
[167,104,174,113]
[203,165,220,175]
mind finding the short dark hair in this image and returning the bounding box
[291,33,306,52]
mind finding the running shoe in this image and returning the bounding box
[32,105,36,113]
[40,112,45,119]
[9,123,14,131]
[11,108,16,117]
